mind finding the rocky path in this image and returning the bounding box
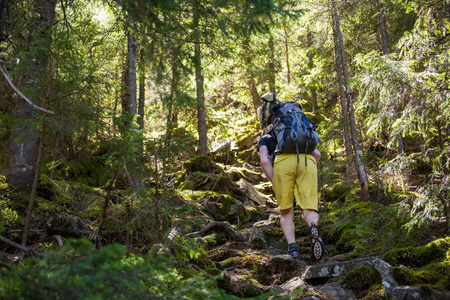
[176,153,449,300]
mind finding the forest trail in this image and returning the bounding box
[181,150,450,300]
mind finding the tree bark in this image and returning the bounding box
[307,34,319,112]
[243,0,261,112]
[0,0,8,42]
[21,126,45,246]
[330,2,353,160]
[138,51,145,130]
[95,171,117,249]
[283,23,291,85]
[127,33,137,117]
[193,0,208,155]
[376,0,389,55]
[331,0,369,201]
[7,0,56,191]
[248,78,261,111]
[268,34,276,93]
[126,30,142,190]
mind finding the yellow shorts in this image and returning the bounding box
[272,153,318,211]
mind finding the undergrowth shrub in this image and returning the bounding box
[0,239,235,300]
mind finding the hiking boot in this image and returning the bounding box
[287,243,299,259]
[309,222,324,260]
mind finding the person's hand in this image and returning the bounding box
[312,149,321,164]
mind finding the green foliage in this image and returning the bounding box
[398,174,449,232]
[0,199,19,229]
[0,238,233,300]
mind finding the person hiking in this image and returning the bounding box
[256,92,324,260]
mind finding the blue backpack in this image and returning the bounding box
[271,102,320,164]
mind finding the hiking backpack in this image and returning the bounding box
[271,101,320,164]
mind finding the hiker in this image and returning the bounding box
[256,92,324,260]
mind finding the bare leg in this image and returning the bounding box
[302,208,324,260]
[280,207,296,244]
[301,209,319,226]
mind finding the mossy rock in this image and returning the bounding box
[225,166,263,184]
[235,130,259,153]
[325,201,391,255]
[195,191,249,223]
[37,175,72,205]
[363,284,388,300]
[183,155,222,174]
[391,261,450,291]
[322,180,351,203]
[36,175,104,217]
[382,237,450,268]
[208,248,243,262]
[177,156,248,202]
[220,254,278,286]
[218,269,267,298]
[340,264,382,299]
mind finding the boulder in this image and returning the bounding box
[200,193,250,224]
[320,281,356,300]
[304,257,378,279]
[236,178,268,206]
[390,286,450,300]
[45,213,93,238]
[210,138,238,164]
[280,276,309,293]
[218,269,268,298]
[248,226,267,249]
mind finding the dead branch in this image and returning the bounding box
[51,235,65,247]
[95,170,117,249]
[0,63,55,115]
[0,235,44,258]
[185,221,236,239]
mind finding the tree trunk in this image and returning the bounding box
[283,23,291,85]
[0,0,7,42]
[307,34,319,112]
[331,0,369,201]
[376,0,389,55]
[193,0,208,155]
[138,51,145,130]
[127,33,137,117]
[445,198,450,236]
[243,1,261,112]
[7,0,56,191]
[126,31,142,190]
[248,78,261,112]
[330,2,353,159]
[268,34,276,93]
[21,126,45,246]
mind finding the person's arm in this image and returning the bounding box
[312,148,321,164]
[259,145,273,183]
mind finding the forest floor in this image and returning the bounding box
[1,140,449,299]
[176,147,450,299]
